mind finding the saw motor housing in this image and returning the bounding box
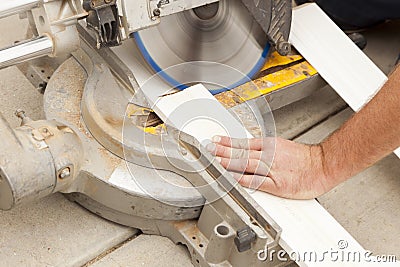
[0,0,292,69]
[86,0,292,54]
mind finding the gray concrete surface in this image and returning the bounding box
[273,86,347,139]
[0,194,137,267]
[91,235,193,267]
[0,10,399,267]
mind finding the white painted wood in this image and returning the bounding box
[147,84,376,266]
[290,3,400,160]
[154,84,252,146]
[289,3,388,112]
[395,148,400,158]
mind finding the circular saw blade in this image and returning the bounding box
[133,0,270,94]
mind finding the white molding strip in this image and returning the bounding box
[289,3,388,112]
[395,148,400,158]
[290,3,400,160]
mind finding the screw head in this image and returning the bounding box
[277,41,291,56]
[59,168,71,179]
[153,8,161,17]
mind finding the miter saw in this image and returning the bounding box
[0,1,323,266]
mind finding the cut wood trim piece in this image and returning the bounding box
[290,3,400,159]
[153,84,253,145]
[147,84,366,266]
[289,3,387,112]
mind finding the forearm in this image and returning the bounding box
[321,65,400,185]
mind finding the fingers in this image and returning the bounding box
[206,142,262,159]
[212,136,265,151]
[231,172,277,193]
[218,157,270,176]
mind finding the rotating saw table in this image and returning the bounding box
[0,1,328,266]
[38,29,321,267]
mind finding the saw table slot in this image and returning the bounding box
[254,58,306,79]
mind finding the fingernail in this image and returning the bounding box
[212,136,221,143]
[206,143,216,152]
[216,157,222,163]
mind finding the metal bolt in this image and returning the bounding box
[153,8,161,17]
[59,168,71,179]
[15,109,32,126]
[277,40,291,56]
[15,109,26,119]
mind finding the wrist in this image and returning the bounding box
[310,144,337,192]
[318,141,349,188]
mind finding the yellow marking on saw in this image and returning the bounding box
[142,124,166,135]
[141,52,318,134]
[261,51,304,71]
[216,60,317,109]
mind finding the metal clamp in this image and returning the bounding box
[240,0,292,56]
[83,0,121,48]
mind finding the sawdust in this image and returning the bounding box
[45,58,93,139]
[97,146,123,171]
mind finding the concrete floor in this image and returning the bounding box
[0,15,399,267]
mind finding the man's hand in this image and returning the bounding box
[207,65,400,200]
[207,136,336,199]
